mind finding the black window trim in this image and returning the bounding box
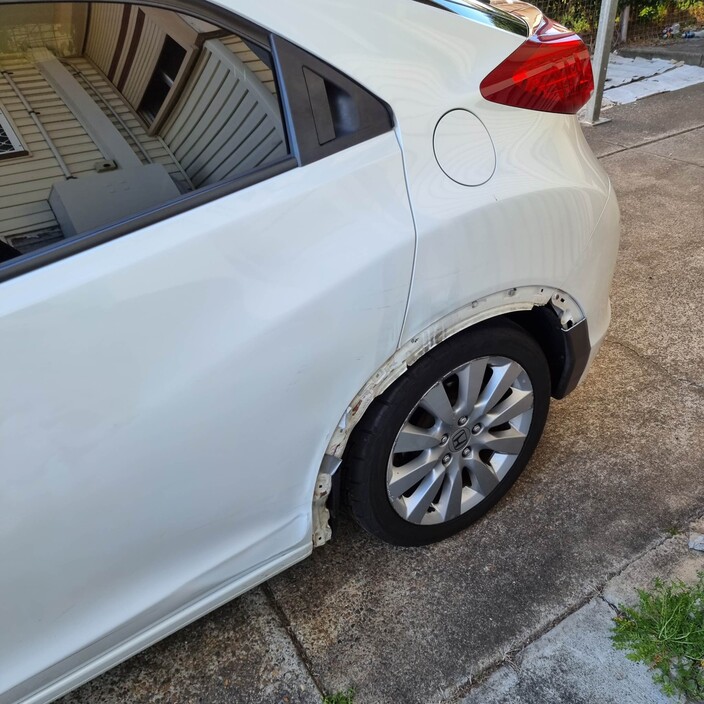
[271,35,394,167]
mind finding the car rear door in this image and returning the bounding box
[0,7,416,700]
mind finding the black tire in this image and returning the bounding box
[344,319,551,546]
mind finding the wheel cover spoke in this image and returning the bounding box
[388,452,441,499]
[474,361,522,419]
[437,459,463,522]
[485,388,533,428]
[457,359,487,416]
[467,457,500,496]
[387,355,535,526]
[475,427,527,455]
[405,467,446,523]
[394,423,441,453]
[420,382,456,425]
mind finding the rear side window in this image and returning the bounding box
[0,1,290,259]
[414,0,529,37]
[0,0,394,280]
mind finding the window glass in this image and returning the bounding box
[138,36,187,125]
[0,2,289,258]
[0,108,27,158]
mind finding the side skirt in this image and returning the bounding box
[11,543,312,704]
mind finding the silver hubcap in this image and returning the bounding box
[386,356,534,526]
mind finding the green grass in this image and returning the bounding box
[322,690,355,704]
[611,573,704,701]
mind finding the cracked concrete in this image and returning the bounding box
[459,599,674,704]
[60,589,322,704]
[58,85,704,704]
[462,517,704,704]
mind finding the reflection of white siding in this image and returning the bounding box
[161,39,287,188]
[0,53,186,244]
[220,35,277,97]
[0,12,286,243]
[67,57,184,184]
[84,3,124,76]
[121,14,164,107]
[0,57,103,242]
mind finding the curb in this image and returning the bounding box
[619,44,704,68]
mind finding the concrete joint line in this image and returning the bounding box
[604,338,704,393]
[599,593,619,613]
[639,148,704,170]
[444,524,703,703]
[261,583,328,699]
[599,506,704,611]
[597,122,704,160]
[443,590,601,702]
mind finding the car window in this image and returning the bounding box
[412,0,529,36]
[0,1,290,259]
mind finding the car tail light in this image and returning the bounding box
[479,18,594,114]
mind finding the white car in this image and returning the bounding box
[0,0,619,701]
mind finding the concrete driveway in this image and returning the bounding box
[60,85,704,704]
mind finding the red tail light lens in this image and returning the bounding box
[480,19,594,114]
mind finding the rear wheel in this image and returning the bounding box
[344,320,551,546]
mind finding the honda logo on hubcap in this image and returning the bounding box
[451,429,469,452]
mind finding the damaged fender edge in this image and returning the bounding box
[311,285,585,547]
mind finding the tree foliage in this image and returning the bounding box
[542,0,704,36]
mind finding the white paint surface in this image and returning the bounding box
[433,109,496,186]
[1,133,417,704]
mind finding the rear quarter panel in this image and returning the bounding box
[228,0,612,340]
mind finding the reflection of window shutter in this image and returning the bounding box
[116,9,146,93]
[138,35,186,125]
[84,4,132,81]
[160,39,287,188]
[107,5,133,82]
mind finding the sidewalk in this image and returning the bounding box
[60,85,704,704]
[462,518,704,704]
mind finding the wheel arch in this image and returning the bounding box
[330,285,586,460]
[310,285,589,546]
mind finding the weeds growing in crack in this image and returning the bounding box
[501,649,521,674]
[322,688,355,704]
[612,572,704,701]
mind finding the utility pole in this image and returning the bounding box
[620,4,631,43]
[582,0,620,125]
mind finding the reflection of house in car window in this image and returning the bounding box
[139,35,187,125]
[0,108,27,159]
[0,2,288,256]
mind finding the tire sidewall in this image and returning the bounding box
[346,321,551,546]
